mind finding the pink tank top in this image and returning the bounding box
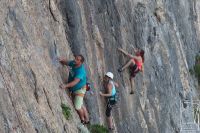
[133,58,143,70]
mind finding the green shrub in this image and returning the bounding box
[88,124,109,133]
[61,103,72,120]
[189,68,194,75]
[190,55,200,84]
[195,55,200,62]
[194,64,200,83]
[194,55,200,84]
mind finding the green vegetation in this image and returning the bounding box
[196,55,200,61]
[190,55,200,84]
[61,103,72,120]
[194,64,200,83]
[189,68,194,75]
[194,55,200,84]
[88,124,109,133]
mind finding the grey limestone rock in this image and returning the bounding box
[0,0,200,133]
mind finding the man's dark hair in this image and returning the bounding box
[76,54,85,63]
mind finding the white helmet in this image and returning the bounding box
[105,72,114,79]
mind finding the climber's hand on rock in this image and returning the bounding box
[58,57,66,65]
[59,84,67,90]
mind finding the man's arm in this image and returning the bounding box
[60,78,80,89]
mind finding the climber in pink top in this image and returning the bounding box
[118,47,145,94]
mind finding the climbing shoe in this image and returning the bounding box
[84,121,90,125]
[118,68,122,73]
[81,120,85,124]
[108,127,114,131]
[81,120,90,125]
[130,91,134,94]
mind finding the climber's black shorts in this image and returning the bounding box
[106,99,116,117]
[129,64,140,78]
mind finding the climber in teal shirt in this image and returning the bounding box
[67,60,87,92]
[59,54,89,124]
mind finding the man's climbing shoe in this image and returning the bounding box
[81,120,85,124]
[84,121,90,125]
[130,91,134,94]
[108,127,114,131]
[81,120,90,125]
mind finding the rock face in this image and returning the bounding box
[0,0,200,133]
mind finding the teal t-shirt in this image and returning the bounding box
[110,81,116,96]
[68,61,87,92]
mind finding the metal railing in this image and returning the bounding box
[180,100,200,133]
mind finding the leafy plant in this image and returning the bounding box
[194,55,200,84]
[196,55,200,62]
[189,68,194,75]
[61,103,72,120]
[88,124,109,133]
[194,64,200,84]
[190,55,200,84]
